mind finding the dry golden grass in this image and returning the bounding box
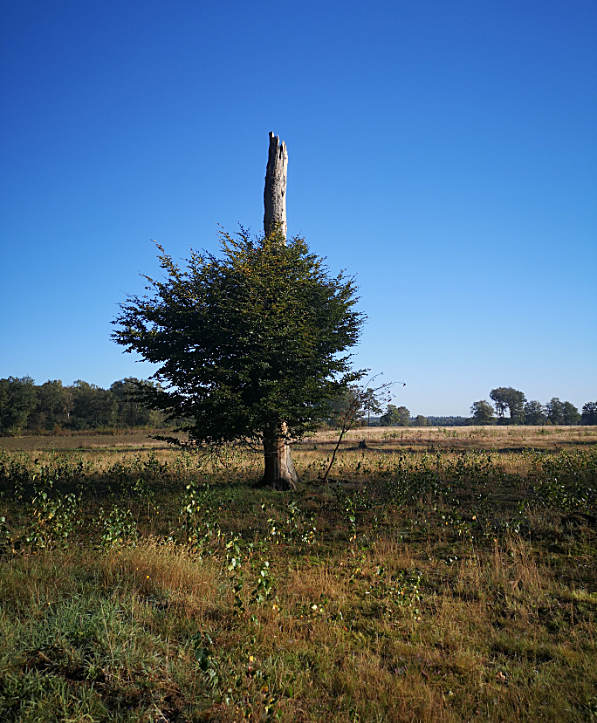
[0,428,170,452]
[0,430,595,720]
[307,424,597,450]
[2,424,596,453]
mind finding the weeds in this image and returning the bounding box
[0,436,595,721]
[25,480,80,550]
[98,504,138,549]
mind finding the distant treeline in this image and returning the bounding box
[2,377,595,436]
[357,394,595,429]
[470,387,597,426]
[376,407,471,427]
[0,377,165,435]
[425,416,470,427]
[375,393,597,428]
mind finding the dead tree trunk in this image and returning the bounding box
[261,132,297,490]
[264,131,288,239]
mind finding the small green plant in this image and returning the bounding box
[181,482,222,549]
[337,490,370,546]
[99,504,138,549]
[252,560,274,604]
[226,535,245,612]
[345,495,358,543]
[131,475,158,515]
[26,480,80,549]
[371,566,423,620]
[286,500,317,547]
[263,499,317,548]
[190,631,220,690]
[0,515,11,553]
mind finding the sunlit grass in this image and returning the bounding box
[0,431,595,720]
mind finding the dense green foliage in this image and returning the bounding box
[582,402,597,425]
[524,400,547,425]
[470,400,495,425]
[0,377,162,435]
[490,387,526,424]
[113,232,364,445]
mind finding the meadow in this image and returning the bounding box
[0,426,595,721]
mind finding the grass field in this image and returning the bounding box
[0,427,596,721]
[2,425,596,452]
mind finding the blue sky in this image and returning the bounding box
[1,0,595,416]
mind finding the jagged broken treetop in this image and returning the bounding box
[264,131,288,240]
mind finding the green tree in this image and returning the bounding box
[29,380,72,431]
[110,378,163,427]
[323,386,365,428]
[113,232,364,489]
[581,402,597,425]
[0,377,37,435]
[523,400,546,425]
[413,414,429,427]
[490,387,526,424]
[561,401,580,425]
[546,397,564,425]
[71,381,117,429]
[380,404,410,426]
[470,400,494,425]
[324,384,388,428]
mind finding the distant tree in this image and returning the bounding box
[30,380,72,431]
[71,381,117,429]
[545,397,565,425]
[561,401,580,425]
[581,402,597,425]
[110,378,164,427]
[523,400,547,426]
[380,404,410,426]
[470,400,495,425]
[490,387,526,424]
[0,377,37,435]
[489,388,509,419]
[413,414,429,427]
[323,387,364,428]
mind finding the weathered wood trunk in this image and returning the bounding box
[264,132,288,239]
[263,422,298,490]
[261,132,297,490]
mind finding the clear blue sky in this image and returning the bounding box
[1,0,595,416]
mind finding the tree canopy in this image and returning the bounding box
[380,404,410,426]
[581,402,597,425]
[489,387,526,423]
[471,390,585,426]
[523,400,547,425]
[112,231,364,469]
[471,400,494,425]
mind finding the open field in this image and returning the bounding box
[0,429,596,721]
[2,425,597,453]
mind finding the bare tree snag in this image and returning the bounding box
[261,131,297,490]
[264,132,288,240]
